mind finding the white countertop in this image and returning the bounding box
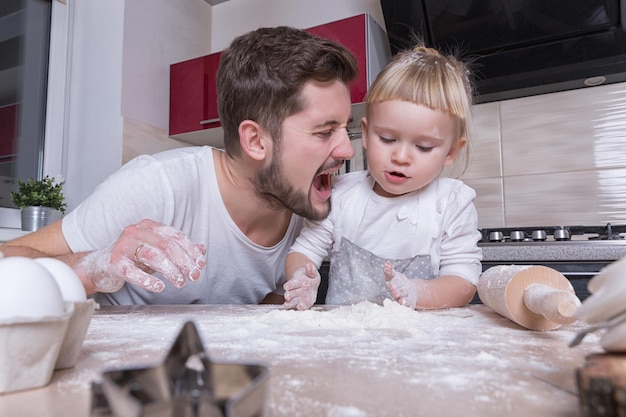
[0,227,28,243]
[481,240,626,262]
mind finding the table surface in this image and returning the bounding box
[0,303,604,417]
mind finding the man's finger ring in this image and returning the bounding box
[134,243,144,261]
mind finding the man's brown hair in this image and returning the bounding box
[217,26,358,156]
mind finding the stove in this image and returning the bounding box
[479,224,626,243]
[477,223,626,302]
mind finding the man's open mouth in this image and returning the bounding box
[313,172,331,194]
[312,163,342,201]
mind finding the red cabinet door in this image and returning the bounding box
[0,104,17,163]
[169,52,221,137]
[307,14,368,104]
[169,14,376,143]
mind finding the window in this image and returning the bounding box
[0,1,51,209]
[0,0,52,227]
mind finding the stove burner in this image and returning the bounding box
[531,230,547,241]
[479,223,626,243]
[553,228,570,241]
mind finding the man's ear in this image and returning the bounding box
[239,120,267,161]
[444,136,467,167]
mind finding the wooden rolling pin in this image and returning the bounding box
[477,265,582,331]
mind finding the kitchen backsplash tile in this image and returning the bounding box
[129,81,625,229]
[463,82,626,227]
[461,101,502,180]
[500,83,626,177]
[462,177,505,228]
[503,168,626,226]
[123,117,188,164]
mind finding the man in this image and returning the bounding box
[0,26,358,306]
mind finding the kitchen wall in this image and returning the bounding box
[459,82,626,228]
[70,0,384,207]
[54,0,212,211]
[121,0,213,165]
[123,0,385,164]
[208,0,384,51]
[207,1,626,229]
[54,0,626,230]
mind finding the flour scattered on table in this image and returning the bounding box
[54,301,600,417]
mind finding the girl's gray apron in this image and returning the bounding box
[326,178,441,305]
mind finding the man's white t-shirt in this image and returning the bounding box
[62,147,303,305]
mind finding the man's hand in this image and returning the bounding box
[283,263,321,310]
[384,262,419,309]
[75,219,206,294]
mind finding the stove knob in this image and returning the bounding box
[554,228,571,241]
[510,231,525,242]
[531,230,547,241]
[489,231,504,242]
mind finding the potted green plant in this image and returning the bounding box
[11,176,67,231]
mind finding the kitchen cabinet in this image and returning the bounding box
[308,13,390,132]
[169,51,223,146]
[168,13,390,146]
[312,13,390,108]
[307,14,368,104]
[0,105,18,163]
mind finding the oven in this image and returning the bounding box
[475,224,626,303]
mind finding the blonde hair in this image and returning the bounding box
[365,45,474,174]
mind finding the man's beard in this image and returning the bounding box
[253,157,330,221]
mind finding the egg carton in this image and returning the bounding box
[90,321,270,417]
[0,299,97,394]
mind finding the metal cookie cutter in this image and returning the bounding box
[90,321,270,417]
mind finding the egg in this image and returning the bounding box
[35,258,87,302]
[0,257,65,320]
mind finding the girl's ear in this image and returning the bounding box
[444,136,468,167]
[360,117,369,151]
[239,120,268,161]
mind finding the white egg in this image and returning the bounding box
[0,257,65,320]
[35,258,87,302]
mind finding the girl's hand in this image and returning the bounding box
[384,262,419,309]
[283,263,321,310]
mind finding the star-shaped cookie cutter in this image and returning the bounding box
[90,321,270,417]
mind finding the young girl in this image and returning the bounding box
[283,45,482,310]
